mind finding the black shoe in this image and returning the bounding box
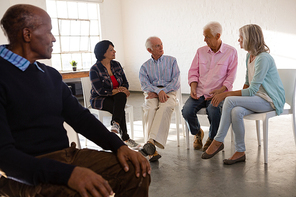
[139,142,156,156]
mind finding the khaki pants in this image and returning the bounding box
[0,143,150,197]
[143,91,177,149]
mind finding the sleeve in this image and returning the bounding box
[241,54,270,96]
[0,70,124,186]
[90,64,113,96]
[0,78,75,186]
[222,49,238,91]
[188,50,200,86]
[139,63,158,93]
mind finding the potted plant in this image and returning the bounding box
[70,60,77,71]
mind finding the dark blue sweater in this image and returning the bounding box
[0,57,125,186]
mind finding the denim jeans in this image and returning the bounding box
[182,96,223,139]
[214,96,274,152]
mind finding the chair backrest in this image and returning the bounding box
[80,77,92,108]
[277,69,296,108]
[64,122,81,149]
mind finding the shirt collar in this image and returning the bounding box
[207,42,225,54]
[151,55,164,63]
[0,45,44,72]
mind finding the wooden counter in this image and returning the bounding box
[60,70,89,80]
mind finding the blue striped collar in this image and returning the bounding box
[151,55,164,63]
[0,45,44,72]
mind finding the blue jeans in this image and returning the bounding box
[182,96,223,139]
[214,96,274,152]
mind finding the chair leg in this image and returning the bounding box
[256,120,261,146]
[175,108,180,147]
[181,117,185,137]
[128,108,134,139]
[262,118,268,164]
[293,112,296,145]
[185,123,190,149]
[141,106,147,143]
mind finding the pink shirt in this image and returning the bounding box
[188,42,238,99]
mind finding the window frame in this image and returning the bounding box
[46,0,101,71]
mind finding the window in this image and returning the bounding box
[46,0,101,71]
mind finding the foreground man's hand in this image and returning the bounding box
[68,166,114,197]
[117,145,151,178]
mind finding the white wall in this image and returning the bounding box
[1,0,296,94]
[120,0,296,93]
[0,1,10,44]
[0,0,46,43]
[99,0,125,65]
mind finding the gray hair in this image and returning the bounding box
[239,24,269,56]
[203,21,222,37]
[145,36,159,50]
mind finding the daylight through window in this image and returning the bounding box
[46,0,101,71]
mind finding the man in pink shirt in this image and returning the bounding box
[182,21,238,151]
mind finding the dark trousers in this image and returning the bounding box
[0,143,150,197]
[182,96,223,139]
[102,92,129,141]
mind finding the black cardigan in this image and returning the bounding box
[0,57,124,186]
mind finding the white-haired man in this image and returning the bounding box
[182,22,238,151]
[139,36,180,162]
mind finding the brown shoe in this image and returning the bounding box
[202,137,213,152]
[193,128,204,150]
[201,142,224,159]
[223,154,246,165]
[149,151,162,162]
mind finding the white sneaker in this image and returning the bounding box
[125,139,141,150]
[111,121,120,134]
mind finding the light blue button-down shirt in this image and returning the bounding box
[139,55,180,94]
[0,45,44,72]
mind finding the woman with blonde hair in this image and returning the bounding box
[201,24,285,164]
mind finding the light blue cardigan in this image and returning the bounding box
[241,52,285,115]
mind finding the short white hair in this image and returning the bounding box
[203,21,222,36]
[145,36,159,50]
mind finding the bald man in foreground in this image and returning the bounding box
[0,4,150,197]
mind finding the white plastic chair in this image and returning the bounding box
[141,87,185,146]
[64,122,81,149]
[241,69,296,163]
[80,77,134,145]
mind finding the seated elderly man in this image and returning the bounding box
[139,36,180,162]
[182,21,238,151]
[0,4,150,197]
